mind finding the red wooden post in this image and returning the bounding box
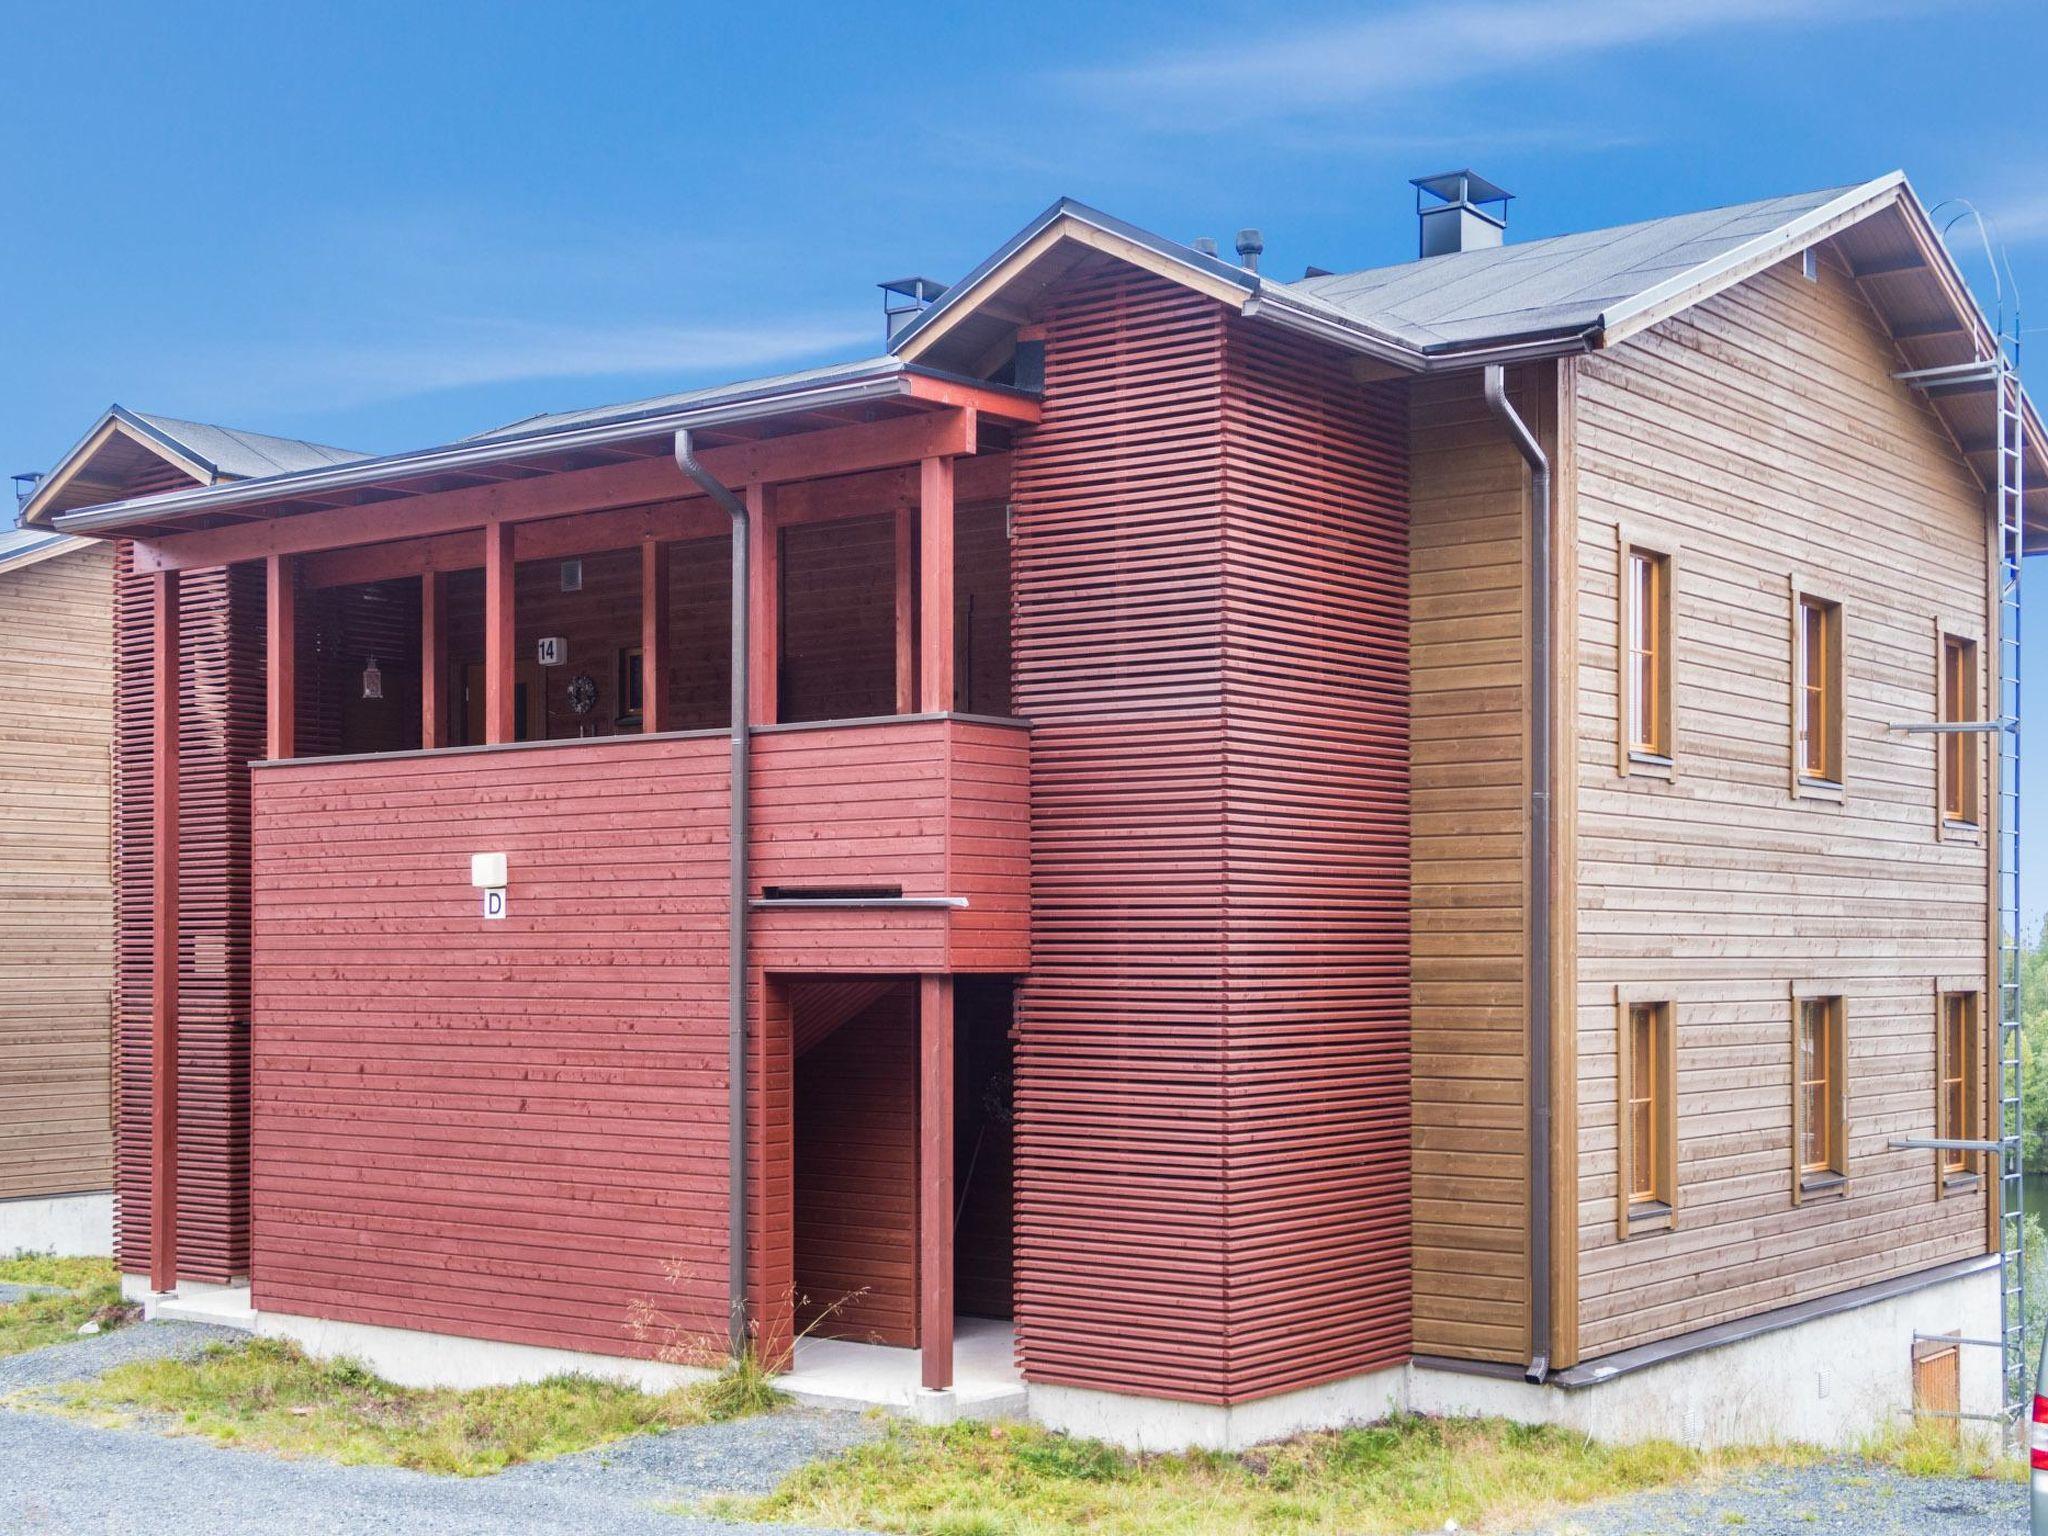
[421,571,446,749]
[895,504,915,714]
[264,553,294,760]
[641,537,668,734]
[746,484,777,724]
[484,520,515,744]
[150,568,180,1293]
[919,972,954,1391]
[918,456,955,714]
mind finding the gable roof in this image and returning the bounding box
[21,405,361,526]
[1286,184,1856,353]
[0,527,95,579]
[893,171,2046,538]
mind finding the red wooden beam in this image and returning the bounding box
[484,521,515,744]
[902,370,1040,423]
[150,568,180,1293]
[895,505,915,715]
[421,571,447,749]
[132,408,977,575]
[917,456,955,713]
[919,972,954,1391]
[264,553,294,760]
[641,537,668,734]
[747,484,776,725]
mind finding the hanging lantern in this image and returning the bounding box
[361,655,384,701]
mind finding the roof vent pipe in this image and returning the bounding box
[1412,170,1513,258]
[880,277,949,342]
[1235,229,1264,272]
[1192,236,1220,258]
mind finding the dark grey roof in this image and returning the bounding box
[1286,185,1855,352]
[125,412,362,478]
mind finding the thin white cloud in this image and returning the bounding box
[1066,0,1938,126]
[215,315,873,414]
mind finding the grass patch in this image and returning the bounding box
[0,1256,133,1357]
[711,1414,1803,1536]
[1856,1418,2024,1483]
[54,1336,782,1476]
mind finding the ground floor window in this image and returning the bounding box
[1616,994,1676,1235]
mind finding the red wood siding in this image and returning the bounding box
[1009,263,1410,1404]
[246,717,1024,1360]
[114,548,260,1283]
[750,718,1030,975]
[793,980,919,1345]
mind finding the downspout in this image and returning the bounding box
[674,429,752,1354]
[1482,364,1554,1385]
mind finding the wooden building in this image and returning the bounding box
[22,169,2043,1447]
[3,413,359,1258]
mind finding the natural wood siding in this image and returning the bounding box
[1571,250,1992,1357]
[0,543,115,1202]
[1406,368,1554,1364]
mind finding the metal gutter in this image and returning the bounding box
[1482,363,1554,1386]
[672,427,755,1356]
[54,364,924,535]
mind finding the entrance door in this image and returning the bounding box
[461,661,545,743]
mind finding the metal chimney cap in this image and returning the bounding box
[1192,236,1220,257]
[1234,229,1265,272]
[1410,170,1514,209]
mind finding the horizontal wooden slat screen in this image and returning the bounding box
[1010,261,1411,1405]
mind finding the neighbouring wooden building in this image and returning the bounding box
[2,413,359,1258]
[21,169,2042,1448]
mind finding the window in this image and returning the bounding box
[1615,995,1677,1234]
[1940,633,1981,829]
[1937,991,1982,1186]
[1792,993,1848,1197]
[1621,542,1674,770]
[1792,588,1844,794]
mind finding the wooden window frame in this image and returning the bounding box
[1790,986,1849,1202]
[1789,578,1845,801]
[1614,986,1678,1237]
[1616,526,1677,780]
[1935,620,1983,839]
[1935,983,1983,1194]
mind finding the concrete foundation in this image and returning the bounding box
[0,1191,113,1258]
[1029,1262,2002,1452]
[1031,1365,1407,1453]
[113,1260,2000,1455]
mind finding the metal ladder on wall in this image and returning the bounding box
[1991,328,2026,1425]
[1892,303,2026,1426]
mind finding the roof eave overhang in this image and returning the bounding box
[21,406,221,528]
[0,533,96,579]
[55,361,1033,538]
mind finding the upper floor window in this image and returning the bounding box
[1937,990,1982,1186]
[1616,993,1676,1234]
[1793,993,1847,1198]
[1793,589,1844,794]
[1622,542,1673,770]
[1940,633,1981,829]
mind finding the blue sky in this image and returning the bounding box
[4,0,2048,914]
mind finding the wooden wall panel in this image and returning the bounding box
[0,543,116,1202]
[1010,261,1411,1405]
[1570,250,1993,1357]
[1405,368,1550,1364]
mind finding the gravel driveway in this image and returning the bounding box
[0,1321,882,1536]
[1510,1458,2024,1535]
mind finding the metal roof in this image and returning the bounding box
[123,412,362,478]
[1287,184,1854,352]
[0,527,93,577]
[467,357,908,442]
